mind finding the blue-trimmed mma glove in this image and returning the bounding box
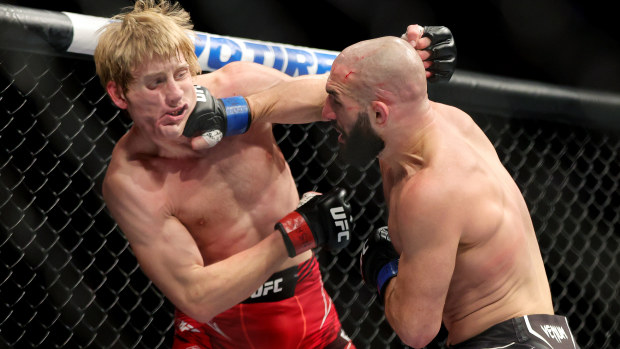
[182,85,251,147]
[360,226,399,303]
[276,187,353,258]
[420,26,457,82]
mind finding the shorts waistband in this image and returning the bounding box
[449,314,578,349]
[241,256,316,304]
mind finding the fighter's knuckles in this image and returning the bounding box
[417,49,431,61]
[406,24,423,39]
[416,37,432,50]
[190,134,220,150]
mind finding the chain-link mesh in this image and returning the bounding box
[1,50,618,349]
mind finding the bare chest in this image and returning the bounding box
[145,140,297,262]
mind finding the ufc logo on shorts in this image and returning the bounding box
[176,320,200,333]
[250,278,283,298]
[194,86,207,102]
[330,207,350,242]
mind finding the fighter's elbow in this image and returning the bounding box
[184,308,214,324]
[391,320,438,349]
[397,330,437,349]
[177,304,215,324]
[386,305,440,348]
[175,287,217,323]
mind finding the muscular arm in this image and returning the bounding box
[243,24,446,125]
[196,61,328,125]
[195,60,293,98]
[185,25,451,150]
[207,24,440,126]
[246,73,329,125]
[383,175,461,348]
[103,167,289,322]
[187,62,328,150]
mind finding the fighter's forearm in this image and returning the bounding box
[246,74,329,125]
[169,232,290,322]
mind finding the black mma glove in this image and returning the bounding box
[422,26,457,82]
[182,85,251,147]
[360,226,399,302]
[276,187,353,258]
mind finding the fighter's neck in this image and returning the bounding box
[379,105,436,172]
[127,126,203,159]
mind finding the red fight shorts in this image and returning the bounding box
[172,256,355,349]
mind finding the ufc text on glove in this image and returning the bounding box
[182,85,251,147]
[276,187,353,258]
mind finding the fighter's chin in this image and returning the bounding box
[158,124,185,140]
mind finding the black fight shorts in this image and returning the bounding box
[448,314,579,349]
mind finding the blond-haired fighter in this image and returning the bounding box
[96,1,455,348]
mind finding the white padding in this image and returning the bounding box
[63,12,110,55]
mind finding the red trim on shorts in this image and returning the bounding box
[294,295,307,349]
[173,256,349,349]
[239,304,254,349]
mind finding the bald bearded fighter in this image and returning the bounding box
[186,35,579,348]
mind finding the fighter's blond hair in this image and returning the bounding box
[94,0,201,93]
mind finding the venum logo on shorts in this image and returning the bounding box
[250,278,284,298]
[540,324,568,343]
[330,207,350,243]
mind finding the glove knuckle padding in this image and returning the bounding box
[422,26,452,42]
[309,187,352,252]
[360,226,399,291]
[422,26,457,82]
[182,86,226,137]
[279,187,352,257]
[428,42,456,60]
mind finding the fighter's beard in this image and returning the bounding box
[340,112,385,167]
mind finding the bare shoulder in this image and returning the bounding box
[399,169,453,211]
[102,143,166,244]
[103,141,161,204]
[432,101,489,142]
[392,170,439,222]
[387,168,464,260]
[103,151,139,201]
[430,100,465,113]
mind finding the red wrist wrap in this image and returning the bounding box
[278,211,316,256]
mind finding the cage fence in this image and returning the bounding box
[1,36,619,349]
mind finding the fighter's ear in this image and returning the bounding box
[371,100,389,126]
[107,81,128,109]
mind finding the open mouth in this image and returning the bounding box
[168,105,186,117]
[160,105,188,126]
[334,126,346,143]
[338,133,345,144]
[331,121,345,139]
